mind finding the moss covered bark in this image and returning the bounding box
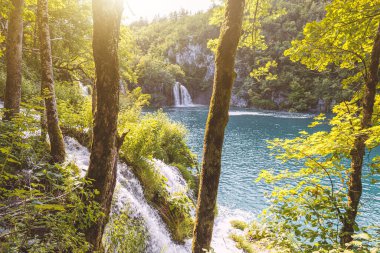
[341,22,380,245]
[192,1,245,252]
[84,0,124,251]
[37,0,65,163]
[3,0,24,121]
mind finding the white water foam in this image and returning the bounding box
[152,159,188,195]
[64,137,90,177]
[229,110,313,119]
[212,206,254,253]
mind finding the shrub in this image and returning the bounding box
[104,206,148,253]
[55,81,86,106]
[118,110,197,243]
[0,105,101,253]
[120,110,196,169]
[231,220,249,231]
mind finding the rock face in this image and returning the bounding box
[231,95,248,108]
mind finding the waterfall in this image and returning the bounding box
[78,82,90,96]
[65,137,188,252]
[113,164,189,252]
[173,82,193,107]
[64,137,250,253]
[152,159,189,195]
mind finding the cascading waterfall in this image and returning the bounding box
[65,137,250,253]
[114,164,189,252]
[65,137,188,252]
[173,82,193,107]
[152,159,251,253]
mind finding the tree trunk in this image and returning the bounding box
[3,0,24,121]
[37,0,65,163]
[84,0,123,251]
[340,22,380,245]
[192,1,245,252]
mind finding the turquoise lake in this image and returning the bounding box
[164,106,380,228]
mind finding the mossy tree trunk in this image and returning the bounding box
[37,0,65,163]
[340,22,380,245]
[3,0,24,121]
[192,1,245,252]
[84,0,124,251]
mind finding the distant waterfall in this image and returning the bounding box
[78,82,90,96]
[173,82,193,107]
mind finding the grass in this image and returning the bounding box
[230,220,249,231]
[230,234,255,253]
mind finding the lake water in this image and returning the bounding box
[164,106,380,229]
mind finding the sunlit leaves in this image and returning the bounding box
[285,0,380,77]
[250,60,278,81]
[209,0,285,50]
[0,102,102,252]
[258,93,380,251]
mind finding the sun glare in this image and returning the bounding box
[125,0,214,22]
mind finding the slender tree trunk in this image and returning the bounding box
[37,0,65,163]
[84,0,123,251]
[192,1,245,252]
[3,0,24,121]
[340,22,380,245]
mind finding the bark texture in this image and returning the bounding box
[340,22,380,245]
[37,0,65,163]
[192,1,245,252]
[3,0,24,120]
[84,0,123,251]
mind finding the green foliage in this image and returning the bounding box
[284,0,380,73]
[230,234,256,253]
[55,81,86,106]
[135,54,185,106]
[58,97,92,132]
[48,0,94,81]
[130,10,219,105]
[230,221,292,253]
[104,205,148,253]
[165,191,195,242]
[255,97,380,252]
[209,0,285,51]
[0,0,9,58]
[283,0,380,109]
[252,1,380,251]
[0,104,101,253]
[120,110,196,168]
[128,0,349,111]
[230,220,249,231]
[118,109,196,242]
[116,90,197,243]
